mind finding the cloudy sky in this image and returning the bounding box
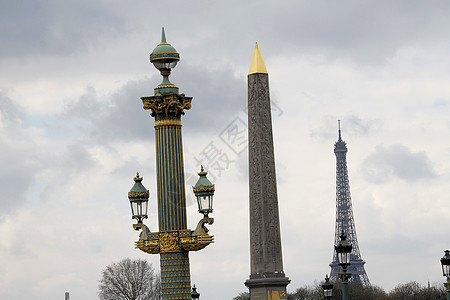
[1,1,450,299]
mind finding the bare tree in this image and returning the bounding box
[98,258,160,300]
[233,292,250,300]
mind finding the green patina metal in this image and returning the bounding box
[154,76,179,95]
[141,28,191,119]
[128,173,149,200]
[128,173,150,222]
[155,124,187,231]
[150,27,180,62]
[160,253,191,299]
[149,27,181,96]
[193,167,215,196]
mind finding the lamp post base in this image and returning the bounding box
[160,252,191,300]
[245,276,290,300]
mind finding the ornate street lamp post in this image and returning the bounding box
[128,28,215,300]
[441,250,450,300]
[322,274,333,299]
[335,231,352,300]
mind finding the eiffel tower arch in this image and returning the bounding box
[329,121,370,287]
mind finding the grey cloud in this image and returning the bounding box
[361,144,436,184]
[345,116,382,136]
[0,90,23,124]
[0,0,126,59]
[5,1,450,66]
[177,64,246,135]
[58,142,96,174]
[242,1,450,64]
[0,92,40,213]
[62,64,245,145]
[0,145,38,213]
[176,1,450,66]
[0,91,98,215]
[310,115,382,141]
[61,80,152,143]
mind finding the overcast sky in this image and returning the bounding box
[1,1,450,299]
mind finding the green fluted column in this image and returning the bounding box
[155,122,187,231]
[154,120,191,300]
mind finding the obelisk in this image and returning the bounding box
[245,43,290,300]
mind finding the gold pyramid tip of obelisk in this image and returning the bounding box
[248,42,268,75]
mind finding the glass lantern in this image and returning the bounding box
[128,173,149,222]
[153,59,178,71]
[193,166,215,217]
[150,28,180,73]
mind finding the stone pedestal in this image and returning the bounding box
[245,277,290,300]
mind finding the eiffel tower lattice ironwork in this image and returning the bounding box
[329,121,370,287]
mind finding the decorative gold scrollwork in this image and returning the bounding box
[193,217,214,236]
[128,190,150,198]
[134,226,214,254]
[141,93,192,120]
[134,217,214,254]
[160,232,180,252]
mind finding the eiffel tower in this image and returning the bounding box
[329,121,370,287]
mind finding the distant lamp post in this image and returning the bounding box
[440,250,450,300]
[335,231,352,300]
[191,285,200,299]
[322,274,333,299]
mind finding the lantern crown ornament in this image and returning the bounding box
[141,28,192,121]
[128,172,150,222]
[441,249,450,278]
[150,27,180,71]
[149,27,180,96]
[193,166,215,217]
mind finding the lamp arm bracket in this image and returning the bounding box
[338,272,352,282]
[133,222,151,240]
[193,217,214,236]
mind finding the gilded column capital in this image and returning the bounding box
[141,93,192,121]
